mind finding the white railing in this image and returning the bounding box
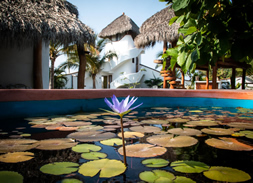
[110,70,145,89]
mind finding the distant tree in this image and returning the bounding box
[144,73,163,88]
[52,67,68,89]
[160,0,253,73]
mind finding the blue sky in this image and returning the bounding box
[56,0,168,71]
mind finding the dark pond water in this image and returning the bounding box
[0,106,252,183]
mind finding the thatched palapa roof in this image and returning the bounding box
[0,0,94,47]
[134,6,180,48]
[98,13,140,39]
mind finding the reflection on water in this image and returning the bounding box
[0,106,252,183]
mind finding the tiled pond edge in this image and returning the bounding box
[0,89,253,119]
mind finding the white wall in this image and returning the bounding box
[0,41,49,89]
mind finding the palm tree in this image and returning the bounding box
[51,67,68,89]
[49,41,70,89]
[86,51,117,89]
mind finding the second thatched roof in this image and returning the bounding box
[134,6,180,48]
[0,0,95,47]
[98,13,140,39]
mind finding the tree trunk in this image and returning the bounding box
[77,44,86,89]
[49,58,55,89]
[92,74,96,89]
[33,39,43,89]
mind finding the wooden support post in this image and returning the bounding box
[77,44,87,89]
[33,39,43,89]
[231,68,236,89]
[242,69,246,90]
[212,62,217,89]
[206,69,209,89]
[162,41,168,89]
[181,70,184,87]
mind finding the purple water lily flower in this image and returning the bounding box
[104,95,143,116]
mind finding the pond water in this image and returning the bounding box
[0,106,252,183]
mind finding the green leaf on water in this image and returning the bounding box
[40,162,79,175]
[0,171,23,183]
[203,166,251,182]
[171,160,209,173]
[61,178,82,183]
[72,144,101,153]
[81,152,107,160]
[142,158,169,168]
[139,170,175,183]
[78,159,126,178]
[100,138,125,146]
[174,176,196,183]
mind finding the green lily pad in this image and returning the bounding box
[0,171,23,183]
[139,170,175,183]
[203,166,251,182]
[81,152,107,160]
[186,120,218,126]
[40,162,79,175]
[61,178,82,183]
[189,110,203,113]
[0,152,34,163]
[72,144,101,153]
[77,125,104,132]
[171,160,209,173]
[100,138,125,146]
[78,159,126,178]
[142,158,169,168]
[174,176,196,183]
[140,119,169,125]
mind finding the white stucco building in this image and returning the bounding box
[64,13,162,89]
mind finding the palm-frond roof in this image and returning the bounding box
[0,0,95,47]
[134,6,180,48]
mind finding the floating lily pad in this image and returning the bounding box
[129,126,161,133]
[72,144,101,153]
[189,110,203,113]
[167,128,202,136]
[81,152,107,160]
[140,119,169,125]
[167,118,190,123]
[19,133,31,137]
[0,139,38,153]
[77,125,104,132]
[118,144,167,158]
[201,128,236,135]
[117,131,144,139]
[0,152,34,163]
[205,137,253,151]
[58,127,79,131]
[203,166,251,182]
[142,158,169,168]
[35,138,78,150]
[63,122,92,127]
[61,178,82,183]
[174,176,196,183]
[227,122,253,129]
[78,159,126,178]
[67,131,115,142]
[0,171,23,183]
[139,170,175,183]
[186,120,218,126]
[40,162,79,175]
[147,135,198,148]
[100,138,125,146]
[171,160,209,173]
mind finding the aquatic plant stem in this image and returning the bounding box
[120,116,127,166]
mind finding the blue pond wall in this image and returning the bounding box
[1,95,253,119]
